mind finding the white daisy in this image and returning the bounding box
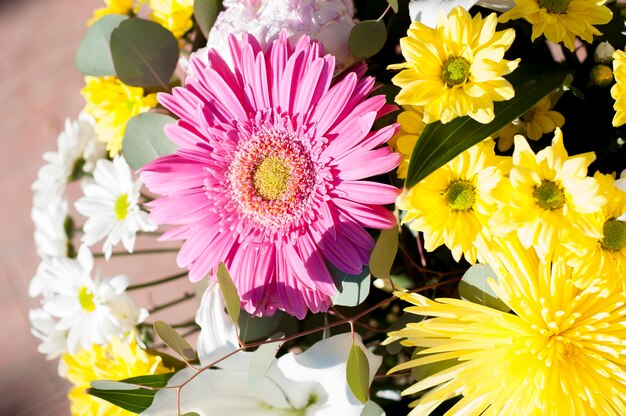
[29,308,68,360]
[36,245,147,354]
[31,197,70,260]
[75,156,156,259]
[32,113,104,205]
[617,169,626,221]
[144,284,381,416]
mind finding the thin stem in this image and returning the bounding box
[377,4,392,22]
[148,292,195,314]
[94,247,180,258]
[127,271,188,291]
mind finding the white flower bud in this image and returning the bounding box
[595,41,616,64]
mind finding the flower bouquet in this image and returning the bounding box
[30,0,626,415]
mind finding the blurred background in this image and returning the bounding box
[0,1,197,414]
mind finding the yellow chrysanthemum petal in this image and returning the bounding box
[148,0,194,39]
[500,0,612,52]
[612,50,626,127]
[388,240,626,415]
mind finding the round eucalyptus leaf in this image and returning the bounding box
[75,14,127,76]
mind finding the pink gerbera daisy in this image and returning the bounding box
[141,32,400,318]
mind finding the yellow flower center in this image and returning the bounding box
[538,0,570,14]
[446,180,475,211]
[78,286,96,312]
[533,181,565,210]
[441,57,471,87]
[115,194,130,220]
[601,219,626,251]
[253,156,291,201]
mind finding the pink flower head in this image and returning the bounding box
[141,32,400,318]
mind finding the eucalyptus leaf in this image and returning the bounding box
[217,262,241,325]
[387,0,399,13]
[360,399,386,416]
[330,265,371,307]
[247,333,284,395]
[87,372,175,413]
[194,0,223,37]
[405,65,570,188]
[349,20,387,59]
[153,320,197,362]
[90,380,139,391]
[122,112,177,169]
[347,344,370,404]
[458,264,510,312]
[182,413,201,416]
[238,310,283,343]
[110,18,179,88]
[369,226,398,281]
[75,14,127,76]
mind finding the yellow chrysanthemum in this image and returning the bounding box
[400,139,510,263]
[494,96,565,151]
[63,335,171,416]
[88,0,134,26]
[490,129,605,260]
[387,239,626,415]
[390,6,519,124]
[563,172,626,289]
[611,49,626,127]
[149,0,194,39]
[390,106,425,179]
[500,0,612,52]
[82,76,158,157]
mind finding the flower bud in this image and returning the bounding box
[590,64,614,87]
[594,41,615,64]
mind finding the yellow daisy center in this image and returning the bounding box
[538,0,570,14]
[441,57,471,87]
[78,286,96,312]
[446,180,475,211]
[253,156,291,201]
[601,219,626,251]
[533,181,565,210]
[114,194,130,220]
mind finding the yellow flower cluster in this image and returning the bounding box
[82,76,158,157]
[398,127,626,277]
[63,335,171,416]
[88,0,135,26]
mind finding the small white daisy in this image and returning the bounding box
[29,308,68,360]
[32,113,104,205]
[31,197,70,260]
[75,156,156,259]
[36,245,147,354]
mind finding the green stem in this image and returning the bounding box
[148,292,195,314]
[127,271,188,291]
[94,247,179,258]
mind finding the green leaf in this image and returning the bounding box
[347,344,370,404]
[194,0,223,38]
[238,310,283,343]
[349,20,387,59]
[369,226,398,281]
[330,265,371,307]
[90,380,139,391]
[87,372,175,413]
[122,112,178,169]
[110,18,179,88]
[360,399,386,416]
[182,413,201,416]
[387,0,399,12]
[75,14,127,76]
[458,264,510,312]
[405,65,570,188]
[153,320,197,362]
[247,333,284,395]
[218,262,241,325]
